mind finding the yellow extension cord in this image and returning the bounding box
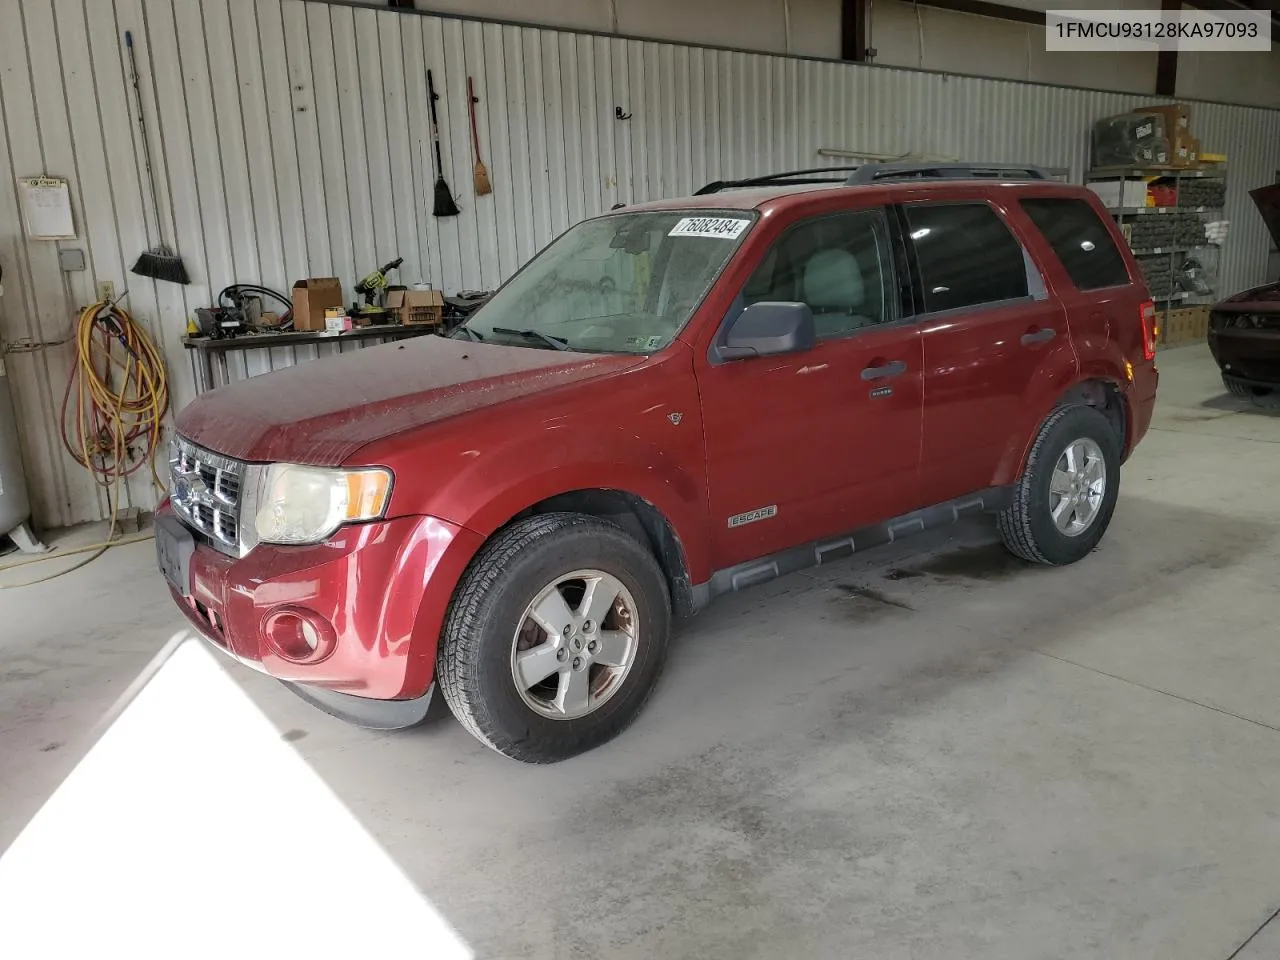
[0,299,168,588]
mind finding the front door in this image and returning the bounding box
[696,207,924,570]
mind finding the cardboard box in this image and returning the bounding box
[1088,178,1149,210]
[1171,137,1200,168]
[1190,304,1209,340]
[1140,105,1194,166]
[386,287,444,327]
[292,278,344,332]
[1143,104,1192,141]
[1160,305,1210,345]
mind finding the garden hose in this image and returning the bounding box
[1,300,168,588]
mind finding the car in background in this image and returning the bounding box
[155,161,1159,763]
[1210,185,1280,401]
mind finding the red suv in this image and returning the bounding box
[156,162,1159,762]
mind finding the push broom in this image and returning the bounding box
[468,76,492,196]
[427,70,460,217]
[124,31,189,285]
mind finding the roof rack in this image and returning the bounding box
[694,161,1055,196]
[693,166,860,195]
[845,161,1052,183]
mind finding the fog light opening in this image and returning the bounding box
[299,619,319,652]
[262,608,335,663]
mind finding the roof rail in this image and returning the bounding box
[694,166,860,195]
[693,161,1054,196]
[845,161,1052,184]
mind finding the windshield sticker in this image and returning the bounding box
[668,217,750,240]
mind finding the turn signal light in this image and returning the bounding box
[1139,300,1157,362]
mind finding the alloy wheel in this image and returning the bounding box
[1049,437,1107,537]
[509,569,639,720]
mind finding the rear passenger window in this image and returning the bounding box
[1021,198,1131,291]
[905,203,1029,313]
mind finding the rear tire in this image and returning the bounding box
[998,404,1121,566]
[437,513,671,763]
[1222,374,1257,399]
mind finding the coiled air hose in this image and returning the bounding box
[0,299,168,587]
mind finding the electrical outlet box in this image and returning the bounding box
[59,248,86,272]
[95,280,115,302]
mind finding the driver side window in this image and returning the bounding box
[743,209,896,339]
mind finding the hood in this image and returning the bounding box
[175,336,644,465]
[1253,184,1280,249]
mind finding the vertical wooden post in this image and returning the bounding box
[842,0,868,61]
[1155,0,1179,97]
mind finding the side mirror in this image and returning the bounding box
[715,301,816,361]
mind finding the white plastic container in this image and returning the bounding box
[0,356,33,537]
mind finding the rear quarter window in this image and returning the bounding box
[1020,197,1131,291]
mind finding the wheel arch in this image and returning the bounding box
[405,481,699,701]
[994,375,1130,485]
[503,488,697,619]
[1056,378,1129,453]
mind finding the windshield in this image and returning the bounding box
[461,210,756,354]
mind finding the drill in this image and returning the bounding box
[353,257,403,315]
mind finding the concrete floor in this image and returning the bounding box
[4,344,1280,959]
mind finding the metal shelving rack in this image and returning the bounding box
[1085,166,1227,338]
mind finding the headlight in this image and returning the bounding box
[248,464,393,546]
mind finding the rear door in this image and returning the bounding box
[904,196,1076,505]
[1018,194,1152,372]
[696,205,924,569]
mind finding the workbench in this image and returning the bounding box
[183,324,438,395]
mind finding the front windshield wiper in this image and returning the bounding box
[491,327,571,351]
[450,325,484,341]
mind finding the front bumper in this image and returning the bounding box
[158,501,484,703]
[282,679,435,730]
[1209,327,1280,385]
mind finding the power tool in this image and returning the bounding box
[353,257,403,324]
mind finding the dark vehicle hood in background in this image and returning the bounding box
[1253,184,1280,249]
[1211,186,1280,313]
[1216,282,1280,310]
[176,336,644,465]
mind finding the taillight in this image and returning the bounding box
[1139,300,1157,361]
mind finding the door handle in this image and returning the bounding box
[861,360,907,381]
[1021,328,1057,346]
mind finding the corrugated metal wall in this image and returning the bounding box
[2,0,1279,529]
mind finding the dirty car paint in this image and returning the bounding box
[175,336,645,465]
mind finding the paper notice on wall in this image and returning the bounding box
[18,177,75,240]
[668,217,750,240]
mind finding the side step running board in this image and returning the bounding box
[689,487,1011,611]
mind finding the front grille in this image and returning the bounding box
[169,437,247,556]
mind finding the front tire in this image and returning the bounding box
[1222,374,1264,399]
[998,404,1121,565]
[437,513,671,763]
